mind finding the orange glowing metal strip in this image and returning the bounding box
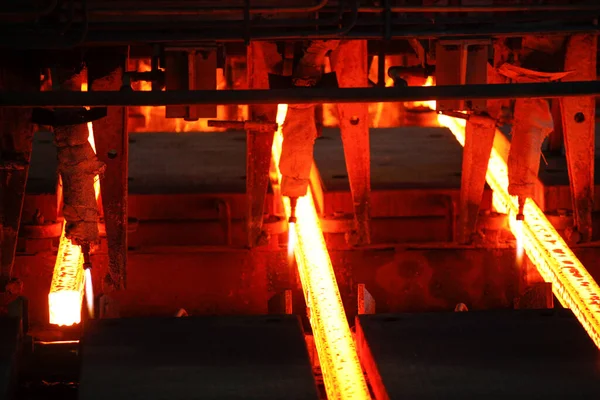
[272,105,370,400]
[49,81,99,326]
[439,114,600,349]
[48,227,85,326]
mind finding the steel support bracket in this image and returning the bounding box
[457,113,496,243]
[331,40,372,246]
[165,46,218,120]
[560,33,597,242]
[246,42,281,248]
[88,53,129,291]
[436,39,490,112]
[357,283,376,315]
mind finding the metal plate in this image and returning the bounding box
[0,317,21,399]
[357,310,600,399]
[79,315,318,400]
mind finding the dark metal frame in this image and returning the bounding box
[0,0,599,48]
[2,81,599,107]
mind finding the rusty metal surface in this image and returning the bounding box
[246,42,280,247]
[560,33,597,242]
[331,40,371,246]
[346,247,522,314]
[165,50,217,120]
[79,315,319,400]
[356,310,600,400]
[458,115,496,243]
[89,56,128,290]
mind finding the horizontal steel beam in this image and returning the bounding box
[2,81,600,108]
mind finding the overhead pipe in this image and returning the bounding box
[3,81,600,108]
[360,3,600,13]
[73,20,598,46]
[88,0,329,16]
[103,2,346,29]
[87,1,600,16]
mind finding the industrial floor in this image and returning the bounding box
[7,310,600,400]
[9,117,600,399]
[357,310,600,399]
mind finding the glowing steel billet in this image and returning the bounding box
[49,80,98,325]
[273,105,370,400]
[48,226,85,326]
[439,114,600,349]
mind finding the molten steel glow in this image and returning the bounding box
[84,268,95,319]
[48,227,85,326]
[273,105,370,399]
[438,113,600,349]
[287,221,296,265]
[514,220,525,266]
[405,76,436,110]
[49,81,98,326]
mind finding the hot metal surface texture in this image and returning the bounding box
[438,114,600,349]
[272,105,370,400]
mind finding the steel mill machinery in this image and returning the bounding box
[2,1,600,399]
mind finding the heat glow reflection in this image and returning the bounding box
[438,113,600,349]
[48,232,85,326]
[48,81,98,326]
[287,222,296,265]
[514,220,525,266]
[273,105,370,399]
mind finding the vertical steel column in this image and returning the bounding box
[89,53,129,290]
[0,59,37,285]
[331,40,371,245]
[457,115,496,243]
[246,42,281,247]
[561,34,597,242]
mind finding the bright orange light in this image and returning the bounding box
[81,81,100,199]
[287,221,296,265]
[84,268,95,318]
[272,105,370,399]
[514,220,525,266]
[48,80,99,326]
[405,76,436,110]
[48,227,85,326]
[438,113,600,349]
